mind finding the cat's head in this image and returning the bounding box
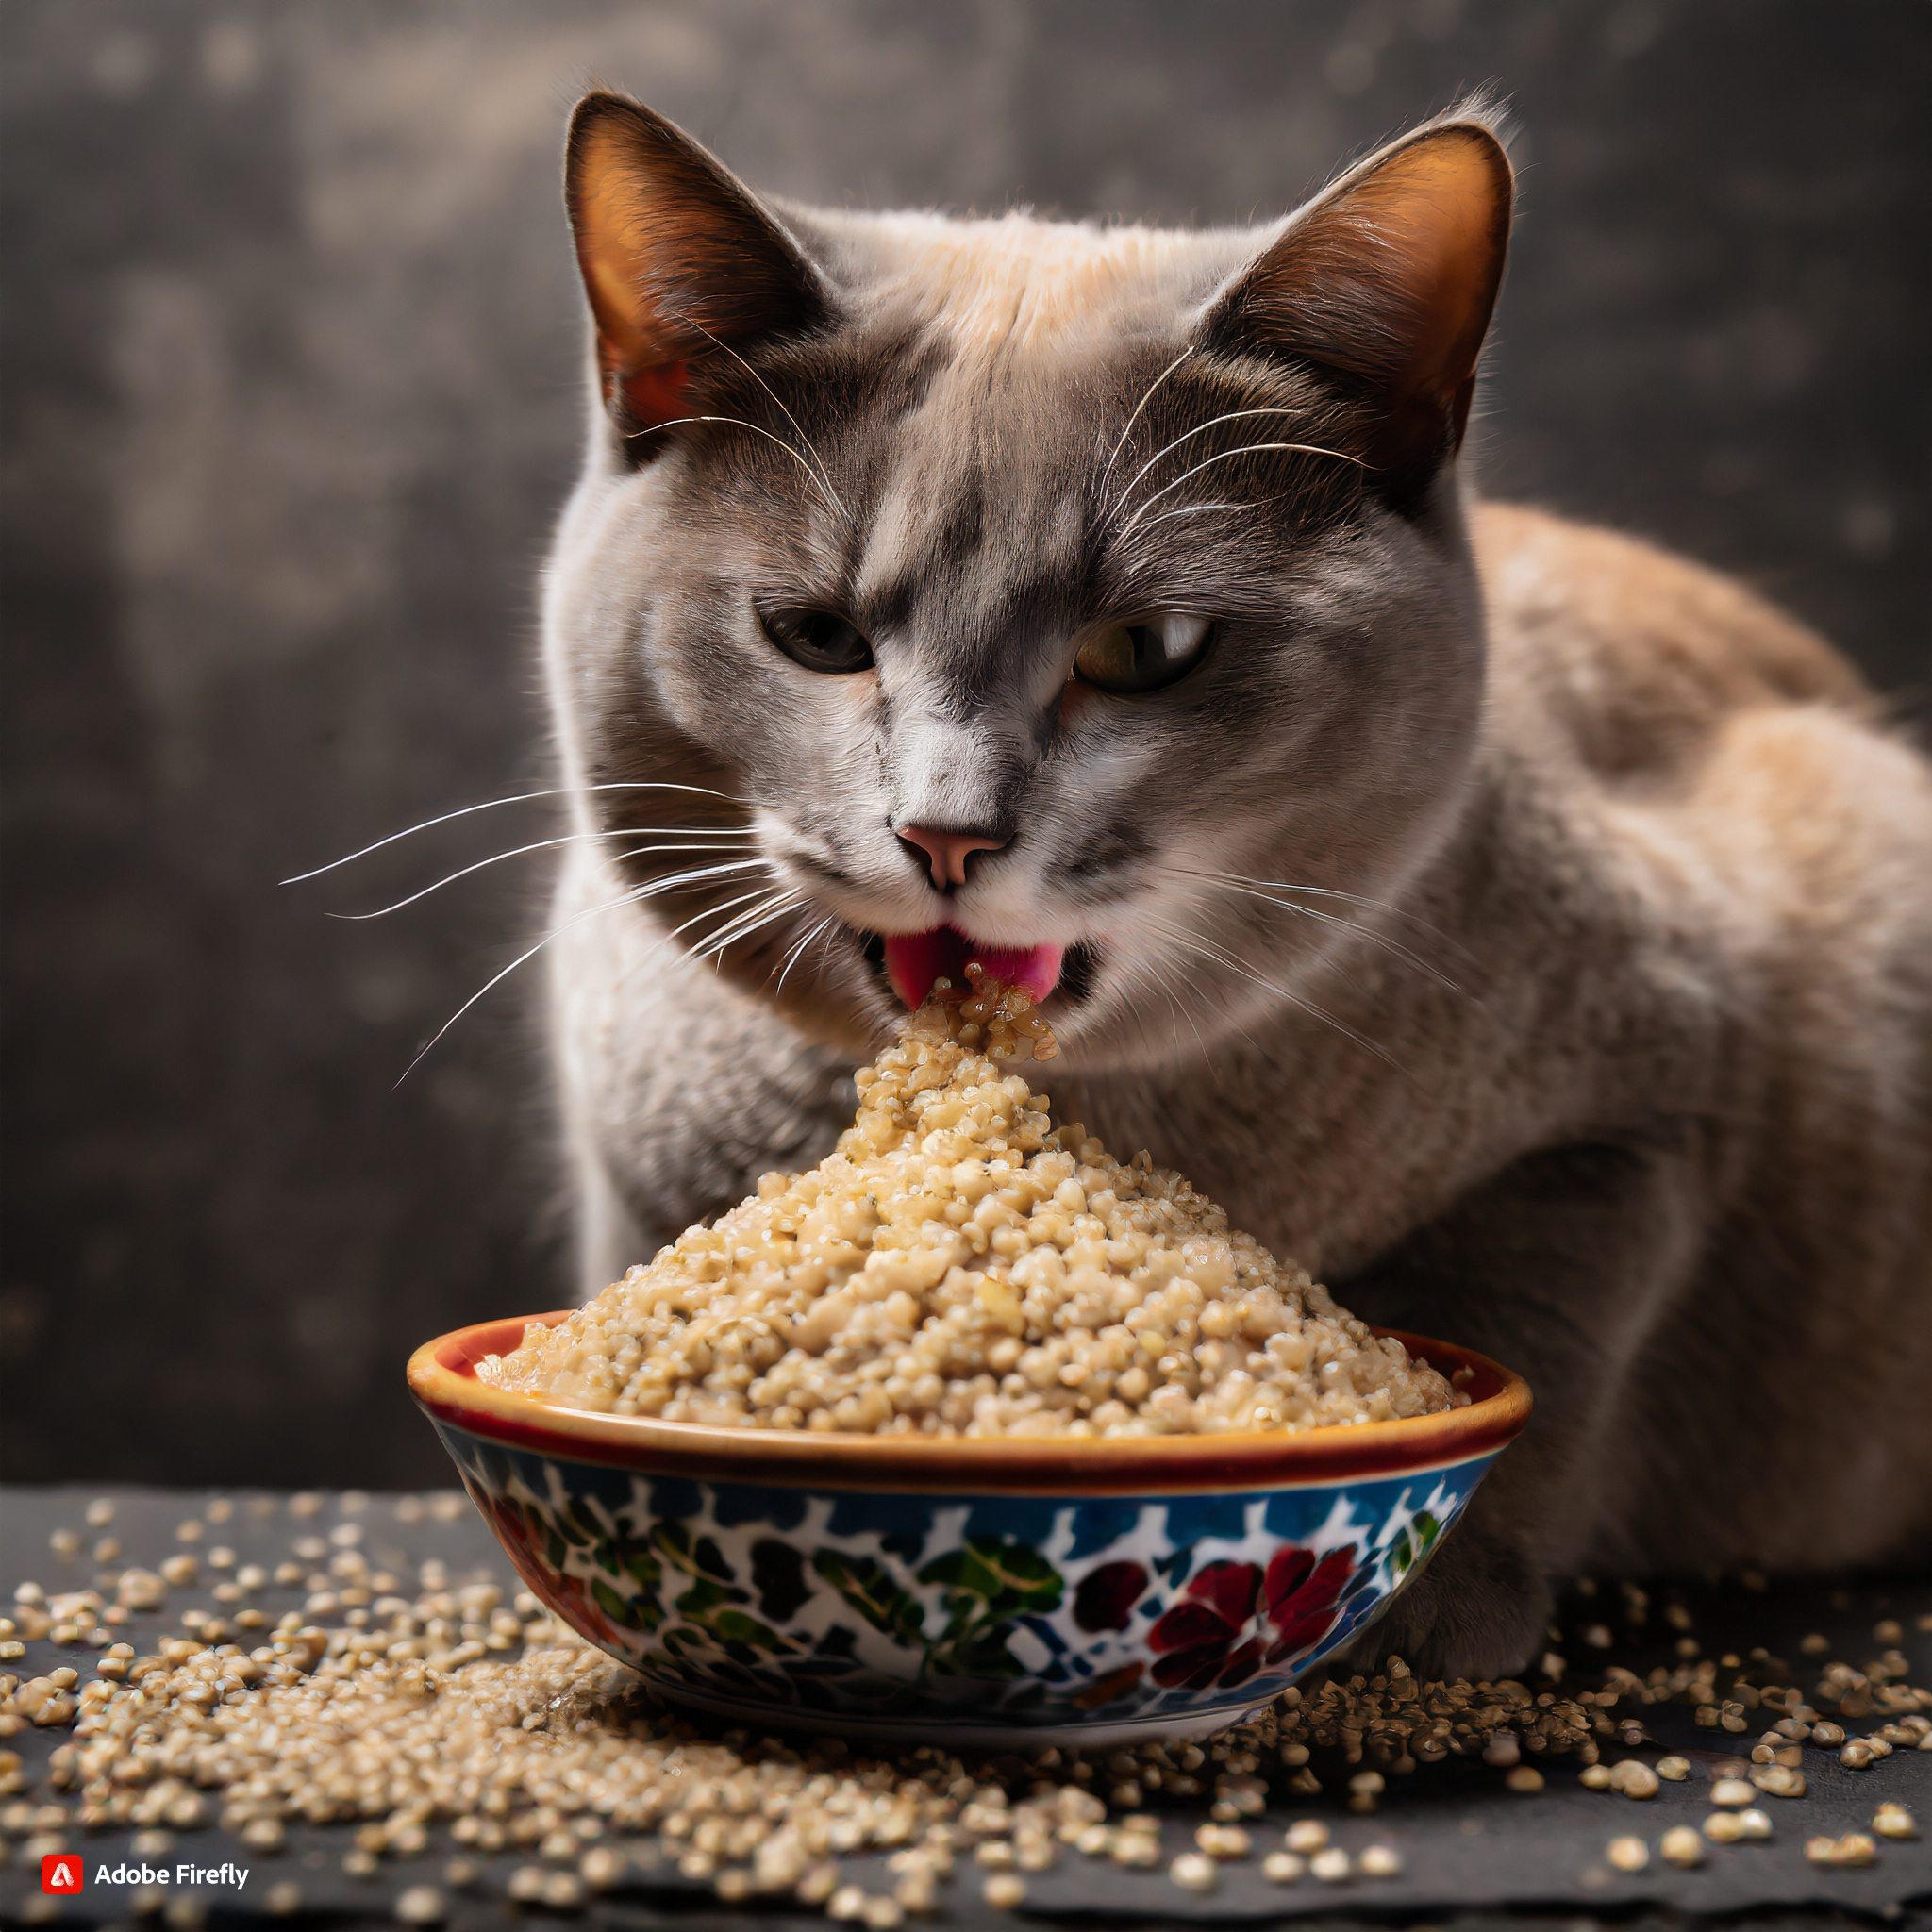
[544,94,1511,1068]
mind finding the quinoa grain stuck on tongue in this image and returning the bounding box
[482,970,1453,1436]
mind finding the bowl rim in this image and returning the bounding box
[408,1314,1530,1494]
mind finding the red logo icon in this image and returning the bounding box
[42,1854,84,1893]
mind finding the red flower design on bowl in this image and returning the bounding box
[1145,1545,1358,1690]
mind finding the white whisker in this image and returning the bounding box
[810,918,842,991]
[1177,867,1477,964]
[1120,947,1213,1071]
[1108,407,1344,521]
[328,834,758,921]
[391,862,778,1084]
[686,891,806,969]
[1114,441,1365,545]
[1160,868,1463,993]
[637,884,793,979]
[1140,911,1405,1075]
[773,916,836,998]
[626,413,844,517]
[599,856,771,910]
[685,319,851,523]
[1096,344,1194,502]
[393,884,655,1088]
[706,903,806,968]
[1122,495,1294,540]
[281,781,741,885]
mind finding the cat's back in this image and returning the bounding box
[1471,500,1870,772]
[1472,497,1932,1136]
[1470,502,1929,902]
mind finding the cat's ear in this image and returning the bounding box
[1202,115,1512,491]
[565,92,826,431]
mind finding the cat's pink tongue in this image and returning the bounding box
[883,928,1063,1008]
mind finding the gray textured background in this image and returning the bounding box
[3,0,1926,1485]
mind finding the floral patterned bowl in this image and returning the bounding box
[408,1317,1529,1746]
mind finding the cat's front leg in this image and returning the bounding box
[1332,1137,1707,1682]
[550,856,857,1293]
[1349,1504,1553,1684]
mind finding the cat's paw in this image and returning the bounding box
[1342,1523,1551,1684]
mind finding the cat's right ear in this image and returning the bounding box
[1201,113,1513,497]
[565,93,826,434]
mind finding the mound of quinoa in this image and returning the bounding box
[481,971,1454,1437]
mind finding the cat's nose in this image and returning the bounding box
[897,824,1008,891]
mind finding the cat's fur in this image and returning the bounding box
[541,94,1932,1678]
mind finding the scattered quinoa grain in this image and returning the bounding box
[1193,1822,1250,1858]
[1169,1851,1218,1892]
[578,1845,626,1889]
[8,1523,1925,1925]
[1606,1835,1648,1873]
[1358,1843,1403,1877]
[393,1886,444,1924]
[1309,1846,1352,1882]
[1872,1802,1916,1840]
[982,1873,1026,1909]
[1659,1826,1704,1868]
[541,1871,583,1909]
[1806,1832,1876,1868]
[1705,1808,1773,1844]
[1506,1766,1544,1792]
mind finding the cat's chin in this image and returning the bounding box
[880,927,1063,1008]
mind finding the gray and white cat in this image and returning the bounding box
[540,94,1932,1678]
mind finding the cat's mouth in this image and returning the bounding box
[864,927,1094,1010]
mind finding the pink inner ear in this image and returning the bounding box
[615,359,690,427]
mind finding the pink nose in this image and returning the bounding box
[898,824,1008,891]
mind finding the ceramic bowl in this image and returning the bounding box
[408,1315,1529,1746]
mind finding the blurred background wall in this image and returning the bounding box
[4,0,1925,1485]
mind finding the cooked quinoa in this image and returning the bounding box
[482,968,1454,1437]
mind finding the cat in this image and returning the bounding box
[538,92,1932,1679]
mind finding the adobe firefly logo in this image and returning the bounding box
[42,1854,84,1894]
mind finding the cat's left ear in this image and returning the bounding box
[565,92,828,432]
[1202,114,1512,492]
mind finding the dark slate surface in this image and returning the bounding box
[2,1487,1927,1929]
[2,0,1928,1490]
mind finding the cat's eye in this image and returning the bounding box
[1073,613,1215,693]
[758,605,874,675]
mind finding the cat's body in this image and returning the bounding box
[541,97,1932,1677]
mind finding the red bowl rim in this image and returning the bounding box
[408,1313,1530,1495]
